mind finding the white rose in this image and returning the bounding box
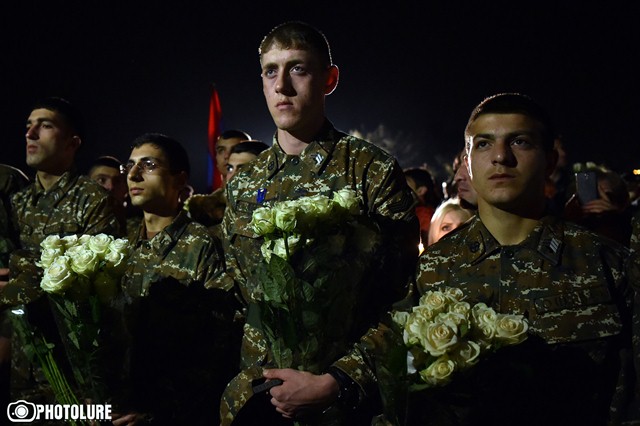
[41,235,64,251]
[296,195,333,231]
[70,248,100,277]
[61,234,79,248]
[105,248,127,272]
[420,319,459,357]
[251,207,276,236]
[78,234,92,245]
[419,356,456,386]
[88,234,114,258]
[419,290,450,316]
[273,201,298,233]
[65,244,87,259]
[494,314,529,346]
[41,255,75,293]
[412,304,436,322]
[333,188,360,214]
[108,238,129,255]
[450,340,482,370]
[392,311,409,327]
[435,311,468,330]
[404,313,430,346]
[471,303,498,344]
[38,248,63,269]
[271,235,301,259]
[443,287,465,302]
[449,301,471,317]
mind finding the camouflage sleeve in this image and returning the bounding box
[626,250,640,422]
[219,188,248,293]
[81,192,121,237]
[366,156,416,222]
[201,232,235,292]
[366,157,420,305]
[0,249,42,308]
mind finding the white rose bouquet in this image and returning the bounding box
[17,234,129,408]
[373,287,529,425]
[394,287,528,388]
[248,188,379,373]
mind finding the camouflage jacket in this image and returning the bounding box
[0,170,120,307]
[337,215,640,425]
[115,211,240,424]
[220,121,419,425]
[2,169,120,407]
[0,165,29,268]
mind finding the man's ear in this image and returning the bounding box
[174,171,188,188]
[325,65,339,95]
[69,135,82,151]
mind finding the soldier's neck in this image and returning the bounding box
[478,203,542,246]
[143,211,177,239]
[276,117,325,155]
[36,170,65,192]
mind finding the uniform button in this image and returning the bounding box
[268,161,275,170]
[469,241,480,253]
[291,157,300,165]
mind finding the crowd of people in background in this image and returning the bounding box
[0,20,639,426]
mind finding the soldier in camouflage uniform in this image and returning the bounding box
[0,164,29,415]
[219,21,419,425]
[0,98,120,412]
[0,164,29,269]
[111,133,239,425]
[332,93,640,425]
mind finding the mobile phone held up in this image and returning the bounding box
[575,171,599,205]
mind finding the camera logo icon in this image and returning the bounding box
[7,400,37,422]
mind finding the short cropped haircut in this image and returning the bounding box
[404,167,442,206]
[31,96,85,139]
[131,133,191,177]
[259,21,333,68]
[230,140,269,157]
[464,93,557,152]
[88,155,122,175]
[90,155,122,170]
[220,129,251,141]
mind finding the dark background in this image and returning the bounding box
[2,1,638,193]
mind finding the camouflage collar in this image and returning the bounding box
[135,210,192,258]
[465,215,564,266]
[30,170,78,205]
[267,119,338,179]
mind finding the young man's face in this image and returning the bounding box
[226,152,257,181]
[260,48,335,135]
[466,113,554,212]
[215,136,244,181]
[25,108,79,173]
[126,143,184,214]
[89,165,127,202]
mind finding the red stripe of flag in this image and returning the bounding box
[208,85,223,190]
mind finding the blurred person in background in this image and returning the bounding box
[427,198,474,245]
[404,167,442,244]
[564,164,632,246]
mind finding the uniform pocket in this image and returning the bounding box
[532,286,623,344]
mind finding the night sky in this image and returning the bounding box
[3,1,638,193]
